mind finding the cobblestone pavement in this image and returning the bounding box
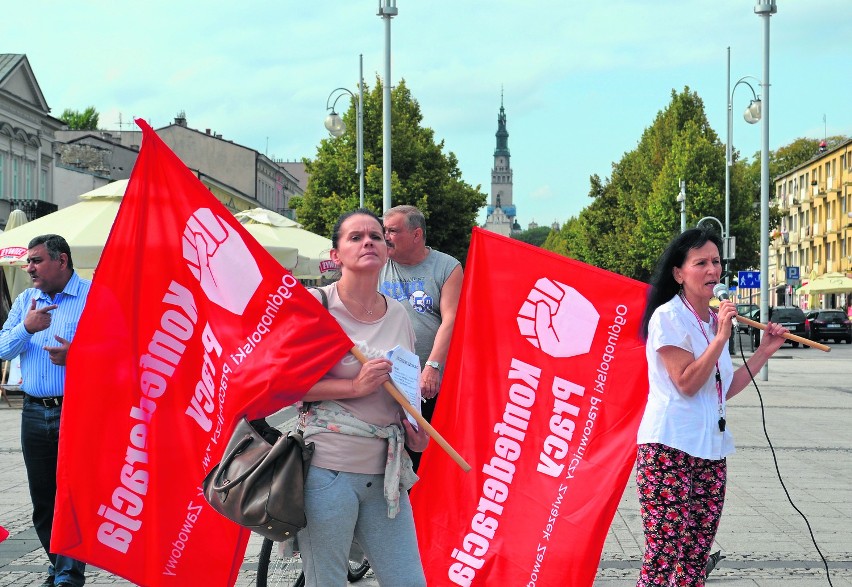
[1,334,850,585]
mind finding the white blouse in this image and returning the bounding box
[637,296,735,460]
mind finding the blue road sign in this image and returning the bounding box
[738,270,760,288]
[786,266,800,280]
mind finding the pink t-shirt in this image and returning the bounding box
[308,283,416,474]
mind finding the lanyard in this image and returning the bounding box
[679,294,726,432]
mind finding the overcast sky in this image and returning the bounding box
[6,1,850,228]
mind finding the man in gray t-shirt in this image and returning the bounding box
[378,205,463,472]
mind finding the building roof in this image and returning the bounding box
[774,137,852,181]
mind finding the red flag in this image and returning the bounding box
[52,120,353,586]
[411,228,649,586]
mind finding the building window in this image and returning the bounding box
[0,154,4,198]
[40,169,47,201]
[12,157,19,198]
[25,161,32,198]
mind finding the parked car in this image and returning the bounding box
[736,303,758,333]
[804,309,852,343]
[748,306,806,347]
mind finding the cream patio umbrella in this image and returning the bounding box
[802,272,852,295]
[235,208,337,280]
[0,180,129,279]
[1,209,31,301]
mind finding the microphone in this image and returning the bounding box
[713,283,729,301]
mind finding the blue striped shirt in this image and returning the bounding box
[0,272,91,397]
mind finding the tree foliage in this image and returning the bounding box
[60,106,99,130]
[541,90,849,283]
[542,88,766,281]
[513,226,552,247]
[292,77,486,263]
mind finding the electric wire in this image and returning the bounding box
[738,329,834,587]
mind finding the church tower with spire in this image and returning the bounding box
[483,91,519,236]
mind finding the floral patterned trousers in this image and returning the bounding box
[635,443,727,586]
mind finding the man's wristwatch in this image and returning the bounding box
[425,360,441,370]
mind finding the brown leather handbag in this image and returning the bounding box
[203,416,314,541]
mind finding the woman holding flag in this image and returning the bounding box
[637,228,788,585]
[297,209,428,586]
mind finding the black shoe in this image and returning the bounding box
[705,550,726,575]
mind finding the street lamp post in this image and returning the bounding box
[676,180,686,233]
[378,0,397,213]
[697,216,724,236]
[755,0,776,380]
[726,47,761,354]
[324,55,365,208]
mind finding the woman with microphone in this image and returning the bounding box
[636,227,789,586]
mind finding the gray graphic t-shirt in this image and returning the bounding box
[378,248,460,366]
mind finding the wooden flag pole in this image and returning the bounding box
[735,315,830,352]
[350,346,471,472]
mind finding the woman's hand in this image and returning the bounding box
[420,366,442,399]
[715,300,737,339]
[351,358,394,397]
[757,321,789,354]
[402,418,429,452]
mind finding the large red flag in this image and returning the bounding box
[52,120,353,586]
[411,228,649,586]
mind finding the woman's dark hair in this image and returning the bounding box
[640,228,722,340]
[330,208,383,248]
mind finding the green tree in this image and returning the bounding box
[513,226,552,247]
[60,106,99,130]
[545,88,739,282]
[292,77,486,263]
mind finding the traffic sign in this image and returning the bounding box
[738,270,760,288]
[786,266,800,281]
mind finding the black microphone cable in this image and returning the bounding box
[736,326,834,587]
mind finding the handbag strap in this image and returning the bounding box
[212,428,300,492]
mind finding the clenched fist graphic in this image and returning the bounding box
[516,278,599,358]
[182,208,262,314]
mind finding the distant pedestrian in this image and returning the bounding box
[636,228,789,586]
[379,205,462,472]
[0,234,89,587]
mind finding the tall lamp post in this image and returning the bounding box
[755,0,776,380]
[726,47,761,353]
[377,0,397,213]
[324,55,365,208]
[677,180,686,233]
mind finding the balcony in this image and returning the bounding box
[813,223,821,236]
[788,230,799,244]
[6,199,58,220]
[826,260,835,273]
[827,218,834,233]
[801,227,810,241]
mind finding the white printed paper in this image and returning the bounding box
[386,345,422,429]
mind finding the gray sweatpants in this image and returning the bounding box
[298,466,427,587]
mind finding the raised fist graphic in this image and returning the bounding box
[516,278,599,358]
[182,208,263,314]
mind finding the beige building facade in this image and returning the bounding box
[1,54,305,227]
[771,139,852,309]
